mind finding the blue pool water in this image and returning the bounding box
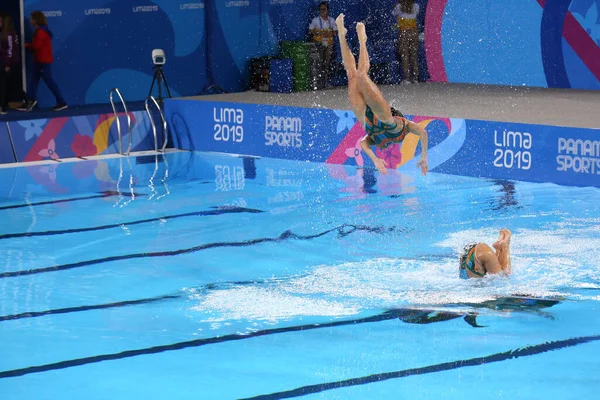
[1,151,599,399]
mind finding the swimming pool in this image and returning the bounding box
[1,151,599,399]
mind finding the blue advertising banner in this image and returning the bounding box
[268,0,315,42]
[165,98,463,176]
[434,120,600,187]
[165,98,600,188]
[206,0,265,91]
[166,99,345,161]
[16,0,600,109]
[20,0,433,106]
[22,0,208,107]
[3,111,154,164]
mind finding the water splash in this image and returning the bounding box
[188,224,600,326]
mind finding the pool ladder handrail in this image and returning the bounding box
[5,121,18,162]
[109,88,133,155]
[114,156,136,208]
[145,95,169,152]
[148,153,171,201]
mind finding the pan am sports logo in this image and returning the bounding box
[265,116,303,148]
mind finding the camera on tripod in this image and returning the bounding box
[152,49,166,66]
[149,49,172,104]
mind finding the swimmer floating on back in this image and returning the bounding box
[335,14,428,175]
[459,228,512,279]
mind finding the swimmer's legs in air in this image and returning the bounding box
[336,14,366,127]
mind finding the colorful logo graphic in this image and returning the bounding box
[9,112,143,163]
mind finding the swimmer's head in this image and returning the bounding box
[390,107,404,118]
[459,245,470,270]
[459,243,486,279]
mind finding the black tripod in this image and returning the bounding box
[148,65,172,104]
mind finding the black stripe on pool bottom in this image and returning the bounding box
[0,224,400,279]
[0,206,265,241]
[5,258,466,323]
[240,335,600,400]
[0,313,597,385]
[0,191,143,211]
[0,295,180,322]
[0,275,301,322]
[0,312,402,379]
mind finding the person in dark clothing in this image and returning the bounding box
[18,10,67,112]
[0,13,23,115]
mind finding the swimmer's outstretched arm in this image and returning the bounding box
[360,135,388,174]
[417,127,428,175]
[493,228,512,275]
[406,121,428,175]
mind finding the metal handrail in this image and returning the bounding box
[5,122,18,162]
[113,157,124,208]
[148,154,159,200]
[109,88,132,155]
[148,153,170,201]
[157,153,170,200]
[114,157,135,208]
[144,95,169,152]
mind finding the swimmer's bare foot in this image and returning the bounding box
[356,22,367,43]
[335,14,347,37]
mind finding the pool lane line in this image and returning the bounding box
[0,191,144,211]
[0,295,180,322]
[0,311,404,379]
[0,289,554,325]
[240,334,600,400]
[0,206,265,241]
[6,259,468,323]
[0,309,597,382]
[0,275,299,322]
[0,224,400,279]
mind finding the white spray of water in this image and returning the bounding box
[189,226,600,326]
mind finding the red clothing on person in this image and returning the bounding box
[25,26,53,64]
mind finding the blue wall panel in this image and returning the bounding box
[23,0,208,106]
[17,0,600,108]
